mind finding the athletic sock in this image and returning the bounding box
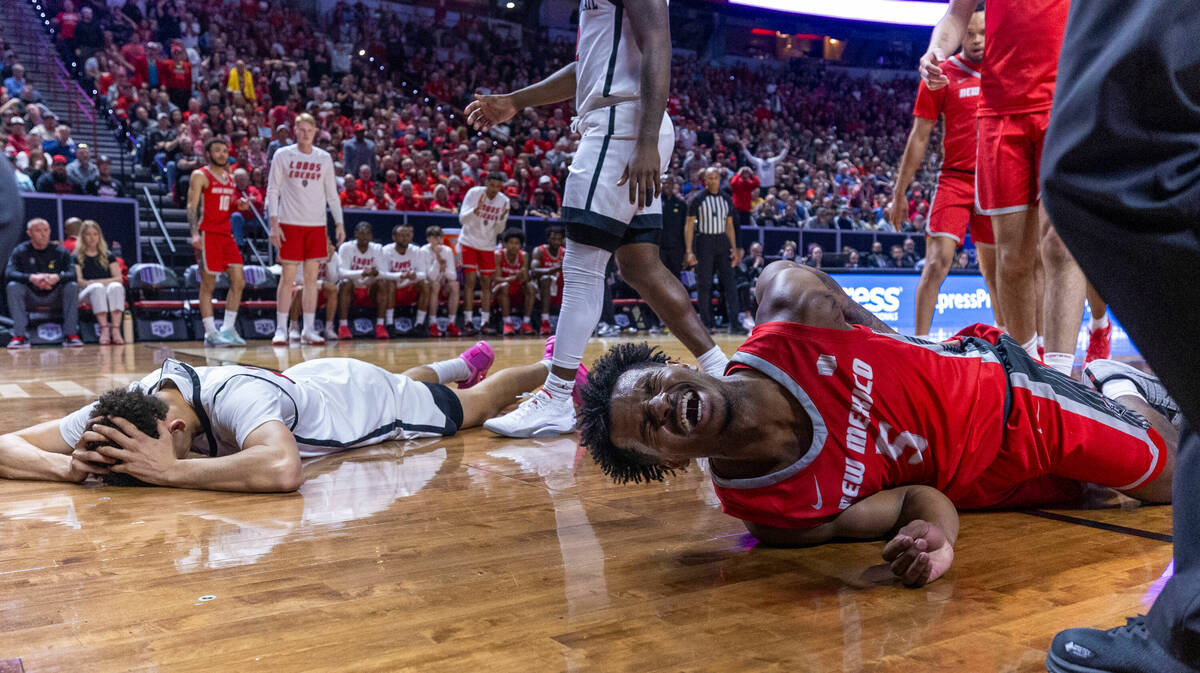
[222,310,237,330]
[289,320,300,332]
[340,319,349,328]
[1037,335,1045,348]
[416,310,427,325]
[376,317,384,326]
[385,308,394,325]
[1091,314,1110,332]
[276,312,289,332]
[1101,379,1146,404]
[428,357,472,384]
[302,312,315,333]
[203,316,217,335]
[543,371,574,400]
[1044,352,1074,376]
[915,334,931,341]
[524,316,532,325]
[697,345,730,377]
[1021,335,1040,361]
[464,310,474,325]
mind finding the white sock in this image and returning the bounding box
[1037,335,1045,348]
[464,310,474,324]
[416,310,427,325]
[276,312,289,332]
[289,320,300,331]
[376,317,384,326]
[540,359,552,373]
[550,240,613,374]
[340,319,349,328]
[428,357,471,383]
[543,371,574,400]
[203,316,217,335]
[303,312,315,333]
[223,310,237,329]
[915,334,931,341]
[1021,335,1040,360]
[1091,314,1110,332]
[540,313,547,323]
[697,345,729,377]
[1044,352,1074,376]
[385,308,394,324]
[1101,378,1145,404]
[524,316,532,325]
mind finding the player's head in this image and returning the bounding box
[502,227,524,253]
[204,138,229,167]
[354,221,373,244]
[485,171,504,195]
[86,387,193,464]
[963,2,985,62]
[704,167,721,192]
[426,224,443,247]
[545,225,564,250]
[580,343,730,483]
[392,223,413,247]
[294,113,317,146]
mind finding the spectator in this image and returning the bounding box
[866,240,892,268]
[43,126,77,163]
[28,111,58,142]
[3,64,27,98]
[5,218,81,349]
[754,195,780,226]
[66,145,98,189]
[902,237,921,267]
[891,244,911,268]
[738,240,767,313]
[61,217,81,253]
[342,123,376,179]
[147,113,178,167]
[729,166,759,232]
[225,60,257,104]
[36,155,78,194]
[365,181,394,210]
[229,167,260,245]
[780,240,798,261]
[803,243,824,268]
[73,220,125,344]
[85,155,124,198]
[845,249,862,268]
[804,207,836,229]
[526,188,560,219]
[72,7,104,59]
[266,124,289,162]
[160,44,192,110]
[953,250,970,269]
[741,140,788,195]
[8,152,33,191]
[428,184,455,213]
[5,116,29,156]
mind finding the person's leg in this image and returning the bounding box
[6,282,30,337]
[288,287,302,321]
[406,361,549,428]
[714,243,739,331]
[538,276,553,322]
[497,281,511,319]
[198,270,217,336]
[81,282,108,329]
[547,237,612,383]
[992,208,1040,353]
[323,284,338,325]
[300,259,320,335]
[1039,203,1088,375]
[522,282,535,323]
[276,261,299,323]
[444,280,460,324]
[105,283,125,339]
[693,235,716,329]
[462,270,477,326]
[975,244,1003,329]
[915,235,957,337]
[337,281,353,322]
[375,280,390,319]
[615,241,720,362]
[224,264,244,314]
[479,270,493,330]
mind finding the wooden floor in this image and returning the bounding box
[0,338,1173,673]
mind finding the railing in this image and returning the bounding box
[149,238,165,266]
[142,185,176,253]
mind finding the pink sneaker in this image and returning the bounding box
[543,335,556,361]
[545,336,588,405]
[457,340,495,389]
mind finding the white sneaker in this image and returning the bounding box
[272,329,288,346]
[301,329,326,345]
[288,326,301,342]
[482,389,577,438]
[323,325,338,341]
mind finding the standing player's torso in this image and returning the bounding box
[273,145,332,226]
[575,0,667,115]
[979,0,1069,116]
[931,56,982,172]
[458,187,508,249]
[711,323,1011,530]
[199,167,237,232]
[499,249,526,279]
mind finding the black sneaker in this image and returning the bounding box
[1084,359,1182,427]
[63,334,84,348]
[461,322,478,336]
[1046,615,1199,673]
[410,323,428,338]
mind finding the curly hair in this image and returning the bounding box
[578,342,677,484]
[86,388,168,487]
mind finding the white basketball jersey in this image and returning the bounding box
[381,243,427,286]
[575,0,669,116]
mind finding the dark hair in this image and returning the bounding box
[975,1,985,11]
[486,171,506,182]
[501,227,525,245]
[544,225,564,239]
[578,343,676,484]
[392,223,412,234]
[355,220,372,233]
[86,388,169,487]
[203,137,228,154]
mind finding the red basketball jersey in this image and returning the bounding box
[498,249,526,280]
[712,322,1010,530]
[198,166,238,234]
[978,0,1069,116]
[536,244,564,269]
[913,55,982,173]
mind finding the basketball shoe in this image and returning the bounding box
[482,388,575,438]
[1046,615,1198,673]
[1084,359,1181,427]
[457,340,495,389]
[1085,323,1113,364]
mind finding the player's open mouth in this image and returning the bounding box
[677,389,703,434]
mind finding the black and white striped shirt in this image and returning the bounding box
[687,190,734,235]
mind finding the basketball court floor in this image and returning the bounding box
[0,337,1173,672]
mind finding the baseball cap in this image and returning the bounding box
[538,175,551,185]
[97,155,111,164]
[52,154,67,165]
[9,116,23,125]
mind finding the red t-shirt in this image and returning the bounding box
[912,55,983,173]
[730,173,760,212]
[160,59,192,91]
[340,188,369,208]
[393,194,427,212]
[979,0,1069,116]
[711,322,1010,530]
[56,11,80,39]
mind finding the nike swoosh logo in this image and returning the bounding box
[811,475,823,510]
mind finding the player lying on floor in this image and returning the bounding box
[0,340,584,492]
[579,260,1179,587]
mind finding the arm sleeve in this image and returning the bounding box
[337,243,364,280]
[324,154,344,224]
[378,249,402,282]
[265,149,284,219]
[5,245,29,284]
[687,195,701,217]
[58,401,99,448]
[412,250,427,281]
[58,248,74,282]
[458,188,480,225]
[912,80,944,121]
[211,379,291,450]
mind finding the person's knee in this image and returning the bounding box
[6,281,22,300]
[1040,228,1076,268]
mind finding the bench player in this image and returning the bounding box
[380,223,429,337]
[187,138,246,347]
[336,222,388,340]
[0,342,570,493]
[579,260,1178,587]
[493,228,536,335]
[466,0,730,437]
[892,3,1002,339]
[284,243,339,343]
[421,225,461,338]
[530,225,565,336]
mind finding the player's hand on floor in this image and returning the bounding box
[88,416,179,487]
[882,519,954,587]
[466,93,517,132]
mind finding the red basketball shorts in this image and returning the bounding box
[279,224,328,262]
[929,170,994,246]
[975,110,1049,216]
[460,245,495,276]
[199,231,243,273]
[353,287,378,308]
[394,284,421,306]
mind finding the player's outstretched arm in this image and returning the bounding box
[465,62,577,132]
[890,117,936,230]
[920,0,975,89]
[754,261,896,333]
[0,419,98,482]
[745,485,959,587]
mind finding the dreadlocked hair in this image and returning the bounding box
[578,342,677,484]
[86,388,168,487]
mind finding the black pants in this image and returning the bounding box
[659,246,684,280]
[1041,0,1200,662]
[694,234,738,328]
[734,209,752,248]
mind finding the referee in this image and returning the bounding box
[686,168,745,335]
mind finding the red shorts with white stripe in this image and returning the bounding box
[975,111,1049,216]
[460,245,496,276]
[198,231,243,274]
[928,170,994,245]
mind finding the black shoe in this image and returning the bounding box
[480,324,495,336]
[461,322,478,336]
[410,323,428,338]
[1046,615,1199,673]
